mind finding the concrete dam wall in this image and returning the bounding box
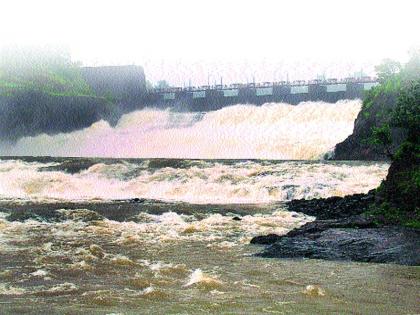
[143,79,379,112]
[80,66,378,113]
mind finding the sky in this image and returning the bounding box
[1,0,419,86]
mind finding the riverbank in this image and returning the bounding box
[251,192,420,265]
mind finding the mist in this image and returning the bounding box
[1,0,419,86]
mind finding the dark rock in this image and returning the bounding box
[250,234,282,245]
[58,209,105,222]
[7,210,62,223]
[375,142,420,214]
[232,216,242,221]
[286,190,376,220]
[256,226,420,266]
[285,215,376,237]
[252,212,420,265]
[251,215,376,246]
[6,208,104,223]
[40,159,99,174]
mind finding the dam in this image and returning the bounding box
[142,77,379,111]
[78,65,378,112]
[0,64,379,140]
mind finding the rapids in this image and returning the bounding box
[0,158,388,204]
[0,197,419,314]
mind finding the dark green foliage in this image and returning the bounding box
[391,80,420,140]
[367,201,420,228]
[360,52,420,227]
[372,82,420,226]
[369,124,393,158]
[346,83,401,160]
[361,53,419,154]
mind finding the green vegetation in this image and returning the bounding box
[0,47,93,96]
[0,47,119,140]
[369,124,393,157]
[365,51,420,227]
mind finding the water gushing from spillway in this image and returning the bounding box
[1,100,361,160]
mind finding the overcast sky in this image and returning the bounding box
[1,0,419,85]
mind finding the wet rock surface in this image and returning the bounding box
[256,224,420,266]
[252,192,420,265]
[286,190,375,220]
[250,234,282,245]
[5,208,105,223]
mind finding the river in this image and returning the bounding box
[0,102,418,314]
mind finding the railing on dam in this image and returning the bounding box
[150,76,378,94]
[142,77,380,111]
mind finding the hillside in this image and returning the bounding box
[0,48,145,141]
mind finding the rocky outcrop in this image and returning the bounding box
[333,90,406,160]
[254,217,420,266]
[0,65,148,141]
[286,191,375,220]
[252,215,376,245]
[0,91,119,140]
[375,142,420,214]
[251,193,420,265]
[254,66,420,266]
[6,208,104,223]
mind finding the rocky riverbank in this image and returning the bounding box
[267,57,420,266]
[251,192,420,266]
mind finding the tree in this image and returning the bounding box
[391,80,420,141]
[370,124,393,158]
[375,59,401,83]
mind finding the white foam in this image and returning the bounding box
[98,210,312,247]
[2,100,361,159]
[30,269,48,277]
[184,269,222,288]
[0,159,388,204]
[47,282,78,293]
